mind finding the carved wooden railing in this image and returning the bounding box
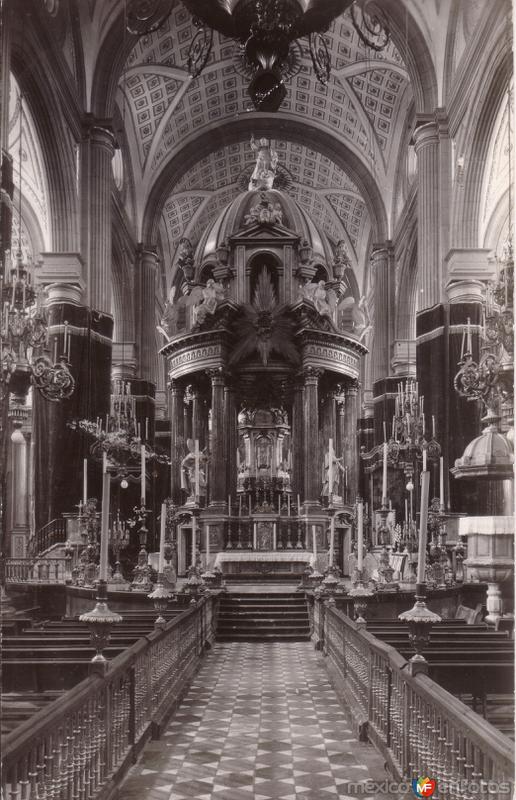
[5,556,71,583]
[321,602,514,799]
[1,596,217,800]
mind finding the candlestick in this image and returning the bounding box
[83,458,88,505]
[140,444,146,502]
[206,524,210,566]
[158,502,166,573]
[145,417,149,441]
[297,494,301,515]
[228,496,231,517]
[432,415,436,439]
[191,515,197,567]
[329,514,335,566]
[383,420,387,442]
[416,471,431,584]
[99,454,110,582]
[405,498,408,522]
[357,500,364,573]
[422,447,427,473]
[382,441,388,502]
[439,456,444,509]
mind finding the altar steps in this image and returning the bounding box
[216,593,310,641]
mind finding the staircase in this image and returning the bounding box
[216,592,311,642]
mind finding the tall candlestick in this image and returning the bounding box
[191,515,197,567]
[140,444,146,503]
[439,456,444,508]
[432,415,436,438]
[405,498,408,522]
[382,441,388,502]
[83,458,88,505]
[99,454,110,582]
[383,421,387,442]
[329,514,335,566]
[422,447,427,473]
[416,471,431,584]
[297,494,301,515]
[145,417,149,441]
[206,524,210,567]
[158,502,166,573]
[357,500,364,573]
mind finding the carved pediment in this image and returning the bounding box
[230,222,299,244]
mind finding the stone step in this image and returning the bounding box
[216,592,310,642]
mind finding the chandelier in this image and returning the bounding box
[1,90,74,404]
[388,380,441,472]
[71,380,169,476]
[126,0,389,111]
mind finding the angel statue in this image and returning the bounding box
[181,438,208,502]
[336,294,372,342]
[299,280,338,319]
[157,286,177,341]
[186,278,225,326]
[249,135,278,190]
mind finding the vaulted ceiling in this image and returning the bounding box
[116,1,412,287]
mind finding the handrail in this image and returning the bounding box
[30,518,67,555]
[322,601,514,798]
[5,556,70,583]
[2,595,217,799]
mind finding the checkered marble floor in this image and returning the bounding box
[119,642,402,800]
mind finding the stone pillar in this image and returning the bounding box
[303,368,322,508]
[414,120,440,311]
[80,119,115,314]
[344,382,359,503]
[208,369,226,507]
[225,383,238,499]
[291,380,304,500]
[191,388,202,444]
[137,246,158,386]
[170,379,183,503]
[371,242,393,384]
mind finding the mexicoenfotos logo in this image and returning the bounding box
[412,777,437,798]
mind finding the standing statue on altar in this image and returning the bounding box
[249,135,278,190]
[321,439,345,502]
[180,439,208,503]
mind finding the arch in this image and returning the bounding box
[375,0,438,113]
[248,252,281,304]
[142,117,389,246]
[90,10,137,118]
[10,33,79,253]
[453,35,511,248]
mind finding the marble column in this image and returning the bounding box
[224,382,238,499]
[414,120,440,311]
[371,242,394,385]
[191,387,202,444]
[170,380,183,503]
[303,368,322,508]
[208,370,226,507]
[137,246,158,386]
[344,382,359,503]
[291,380,304,500]
[80,119,115,314]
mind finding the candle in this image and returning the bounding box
[297,494,301,515]
[439,456,444,508]
[206,524,210,567]
[382,441,388,502]
[158,502,166,573]
[99,454,110,582]
[288,494,291,516]
[383,421,387,442]
[405,498,408,521]
[312,525,317,557]
[140,444,146,502]
[392,415,395,439]
[145,417,149,441]
[228,496,231,518]
[389,499,392,510]
[432,415,436,439]
[422,447,427,473]
[83,458,87,504]
[416,471,431,584]
[329,514,335,566]
[357,500,364,573]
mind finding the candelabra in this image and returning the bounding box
[73,498,100,587]
[109,510,130,583]
[388,380,442,473]
[129,503,153,591]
